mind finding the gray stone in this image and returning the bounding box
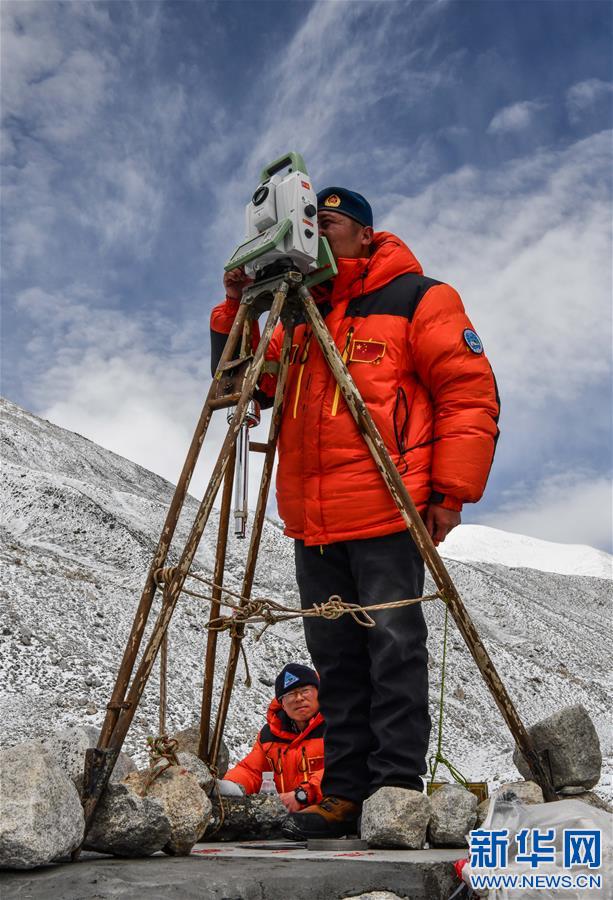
[476,798,490,827]
[498,780,544,804]
[346,894,405,900]
[176,751,215,794]
[428,784,477,847]
[560,790,613,813]
[208,793,289,842]
[0,742,84,869]
[171,725,230,778]
[361,787,431,849]
[84,782,171,857]
[513,704,602,790]
[39,724,136,790]
[125,766,212,855]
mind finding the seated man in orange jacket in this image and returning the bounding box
[211,187,500,839]
[222,663,324,813]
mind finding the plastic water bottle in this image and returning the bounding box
[260,771,277,795]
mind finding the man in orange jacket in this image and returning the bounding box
[211,187,500,839]
[222,663,324,813]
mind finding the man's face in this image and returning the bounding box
[280,684,320,721]
[317,210,373,260]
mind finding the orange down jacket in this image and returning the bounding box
[223,699,325,801]
[211,231,500,546]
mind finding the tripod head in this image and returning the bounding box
[225,152,337,290]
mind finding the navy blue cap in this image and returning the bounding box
[317,187,373,228]
[275,663,319,699]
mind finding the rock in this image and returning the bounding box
[476,798,490,827]
[428,784,477,847]
[171,726,230,778]
[208,793,289,841]
[85,702,97,715]
[19,626,32,646]
[84,782,171,857]
[125,767,212,855]
[498,780,544,804]
[513,705,602,790]
[0,742,84,869]
[39,725,136,790]
[176,751,215,794]
[560,790,613,813]
[361,787,431,849]
[346,894,405,900]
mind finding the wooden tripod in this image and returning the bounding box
[80,269,556,847]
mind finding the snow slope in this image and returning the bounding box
[442,524,612,579]
[1,397,611,798]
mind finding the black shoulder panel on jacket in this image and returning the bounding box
[259,724,292,745]
[345,273,442,323]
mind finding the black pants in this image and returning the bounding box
[295,531,431,804]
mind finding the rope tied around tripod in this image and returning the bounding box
[153,566,440,640]
[143,734,180,792]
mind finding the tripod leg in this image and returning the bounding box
[300,286,556,802]
[209,323,295,766]
[98,303,249,749]
[105,282,288,748]
[198,445,236,763]
[81,285,289,838]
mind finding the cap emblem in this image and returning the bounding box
[324,194,341,208]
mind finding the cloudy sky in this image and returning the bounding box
[2,0,612,551]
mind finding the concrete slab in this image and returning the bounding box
[0,842,466,899]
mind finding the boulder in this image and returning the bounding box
[0,742,84,869]
[476,798,490,827]
[513,705,602,790]
[477,781,544,826]
[39,724,136,790]
[208,793,289,841]
[428,784,477,847]
[125,766,212,855]
[176,751,215,794]
[171,726,229,778]
[84,782,171,857]
[498,780,544,804]
[361,787,431,849]
[560,790,613,813]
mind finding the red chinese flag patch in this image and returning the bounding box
[349,339,387,364]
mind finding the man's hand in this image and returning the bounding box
[424,504,461,546]
[224,267,253,301]
[278,791,303,813]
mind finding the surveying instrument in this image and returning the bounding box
[79,152,556,846]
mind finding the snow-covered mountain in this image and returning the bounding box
[1,397,611,798]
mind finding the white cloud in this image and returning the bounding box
[15,284,270,507]
[381,131,612,409]
[475,472,612,551]
[75,158,165,257]
[566,78,613,123]
[487,100,546,135]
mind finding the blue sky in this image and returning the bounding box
[2,0,612,551]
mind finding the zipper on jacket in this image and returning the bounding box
[292,331,313,418]
[393,386,410,475]
[331,327,354,416]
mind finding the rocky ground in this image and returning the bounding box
[1,396,611,796]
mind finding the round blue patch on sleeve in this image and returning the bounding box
[463,328,483,354]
